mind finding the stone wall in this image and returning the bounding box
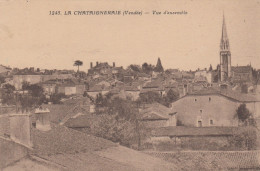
[171,94,239,127]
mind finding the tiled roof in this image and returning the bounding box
[40,104,77,123]
[88,84,110,92]
[64,114,94,128]
[31,123,115,156]
[146,150,260,170]
[141,112,168,120]
[151,126,256,137]
[140,103,174,120]
[187,88,258,102]
[232,66,252,73]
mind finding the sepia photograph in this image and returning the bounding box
[0,0,260,170]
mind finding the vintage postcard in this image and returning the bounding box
[0,0,259,170]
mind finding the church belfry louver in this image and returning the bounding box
[220,14,231,82]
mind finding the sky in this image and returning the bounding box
[0,0,259,72]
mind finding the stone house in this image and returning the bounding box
[171,88,260,127]
[231,65,253,83]
[195,70,213,83]
[41,79,85,96]
[123,86,140,101]
[141,80,166,97]
[13,71,73,90]
[87,84,110,99]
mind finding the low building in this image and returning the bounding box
[140,103,177,128]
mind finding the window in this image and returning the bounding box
[210,120,213,125]
[195,99,197,102]
[200,110,202,113]
[209,97,211,102]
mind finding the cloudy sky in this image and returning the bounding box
[0,0,259,72]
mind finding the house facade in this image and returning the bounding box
[171,89,260,127]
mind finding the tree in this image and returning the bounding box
[154,58,164,72]
[0,76,5,84]
[74,60,83,72]
[165,89,179,103]
[127,65,141,72]
[235,103,252,126]
[138,91,162,104]
[1,84,15,105]
[209,64,213,71]
[91,97,147,149]
[142,63,154,74]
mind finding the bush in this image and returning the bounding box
[228,128,257,150]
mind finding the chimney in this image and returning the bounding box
[168,112,177,126]
[34,107,51,131]
[96,62,99,66]
[113,62,115,67]
[90,62,93,69]
[9,113,32,148]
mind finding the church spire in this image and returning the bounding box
[220,14,230,51]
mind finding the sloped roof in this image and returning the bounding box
[124,86,139,91]
[145,150,260,170]
[141,112,168,120]
[151,126,256,137]
[31,123,115,156]
[140,103,175,120]
[232,66,252,73]
[64,114,94,128]
[143,80,163,88]
[187,88,258,102]
[40,104,77,123]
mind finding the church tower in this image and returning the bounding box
[220,14,231,82]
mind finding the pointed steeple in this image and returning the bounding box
[220,14,230,51]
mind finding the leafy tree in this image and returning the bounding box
[49,93,66,104]
[139,91,162,104]
[1,84,15,105]
[142,63,154,74]
[228,128,257,150]
[0,76,5,84]
[128,65,141,72]
[74,60,83,72]
[235,103,252,125]
[22,81,30,90]
[91,97,147,149]
[165,89,179,103]
[3,83,15,94]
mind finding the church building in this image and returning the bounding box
[219,15,231,82]
[219,15,253,84]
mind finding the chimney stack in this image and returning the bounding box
[96,62,99,66]
[34,107,51,131]
[9,113,32,148]
[113,62,115,67]
[90,62,93,69]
